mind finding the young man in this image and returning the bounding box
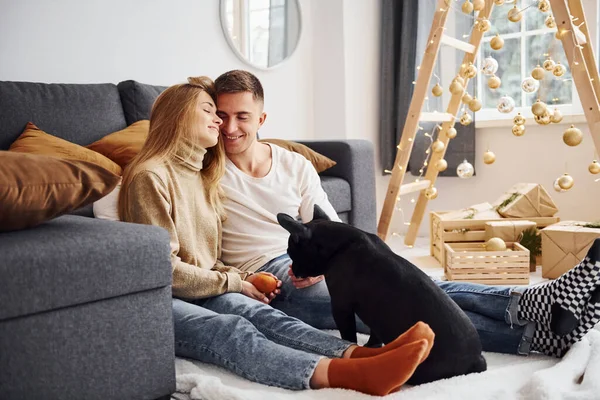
[214,69,600,358]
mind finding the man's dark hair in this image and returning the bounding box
[214,70,264,103]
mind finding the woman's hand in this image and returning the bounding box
[241,281,270,303]
[242,272,282,304]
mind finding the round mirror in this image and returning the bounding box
[220,0,302,70]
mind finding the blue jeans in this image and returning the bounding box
[172,294,352,390]
[259,254,535,355]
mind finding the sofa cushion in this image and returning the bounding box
[9,122,123,175]
[0,151,120,232]
[0,215,172,321]
[321,176,351,213]
[0,81,127,150]
[117,80,166,125]
[87,120,150,168]
[260,138,337,173]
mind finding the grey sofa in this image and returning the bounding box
[0,80,376,400]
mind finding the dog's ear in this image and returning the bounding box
[277,213,312,240]
[313,204,331,221]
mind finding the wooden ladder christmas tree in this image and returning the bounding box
[377,0,600,247]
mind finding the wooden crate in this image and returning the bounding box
[444,242,530,285]
[430,211,560,268]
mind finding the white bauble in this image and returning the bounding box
[482,57,499,76]
[497,95,516,113]
[457,159,475,179]
[521,77,539,93]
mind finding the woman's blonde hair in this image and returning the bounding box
[118,76,226,220]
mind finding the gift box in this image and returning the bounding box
[430,211,559,268]
[541,221,600,279]
[493,183,558,218]
[485,220,537,242]
[439,202,501,220]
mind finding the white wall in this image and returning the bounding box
[311,0,347,140]
[0,0,314,141]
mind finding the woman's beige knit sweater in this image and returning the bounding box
[121,142,248,299]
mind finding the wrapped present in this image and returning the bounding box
[439,202,501,220]
[541,221,600,279]
[485,220,537,242]
[493,183,558,218]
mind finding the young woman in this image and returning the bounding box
[117,77,433,396]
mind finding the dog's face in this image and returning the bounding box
[277,205,360,278]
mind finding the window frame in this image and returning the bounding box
[474,10,584,124]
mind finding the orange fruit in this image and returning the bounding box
[252,273,278,294]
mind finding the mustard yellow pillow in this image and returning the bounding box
[0,151,120,231]
[87,120,149,169]
[9,123,122,176]
[260,138,336,173]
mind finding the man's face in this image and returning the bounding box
[216,92,266,156]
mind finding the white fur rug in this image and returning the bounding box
[173,328,600,400]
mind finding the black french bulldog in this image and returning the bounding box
[277,205,487,385]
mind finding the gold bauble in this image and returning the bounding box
[446,127,458,139]
[468,97,482,112]
[490,35,505,51]
[513,113,526,125]
[551,108,563,123]
[462,93,473,104]
[588,160,600,174]
[553,63,566,77]
[508,6,522,23]
[477,18,491,32]
[454,75,466,86]
[460,112,473,126]
[555,29,565,40]
[531,65,545,80]
[494,0,504,4]
[538,0,550,12]
[464,63,478,79]
[450,80,465,95]
[558,173,575,190]
[425,187,438,200]
[483,150,496,165]
[462,0,474,14]
[534,111,551,125]
[432,83,443,97]
[485,237,507,251]
[512,124,525,136]
[531,99,547,116]
[473,0,485,11]
[545,15,556,29]
[488,75,501,89]
[543,59,556,71]
[435,159,448,171]
[432,140,446,153]
[563,125,583,146]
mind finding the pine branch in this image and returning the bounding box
[495,192,520,212]
[519,227,541,263]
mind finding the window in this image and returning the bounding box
[476,4,579,122]
[224,0,289,68]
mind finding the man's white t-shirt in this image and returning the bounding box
[221,143,340,272]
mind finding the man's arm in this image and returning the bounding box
[298,158,342,223]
